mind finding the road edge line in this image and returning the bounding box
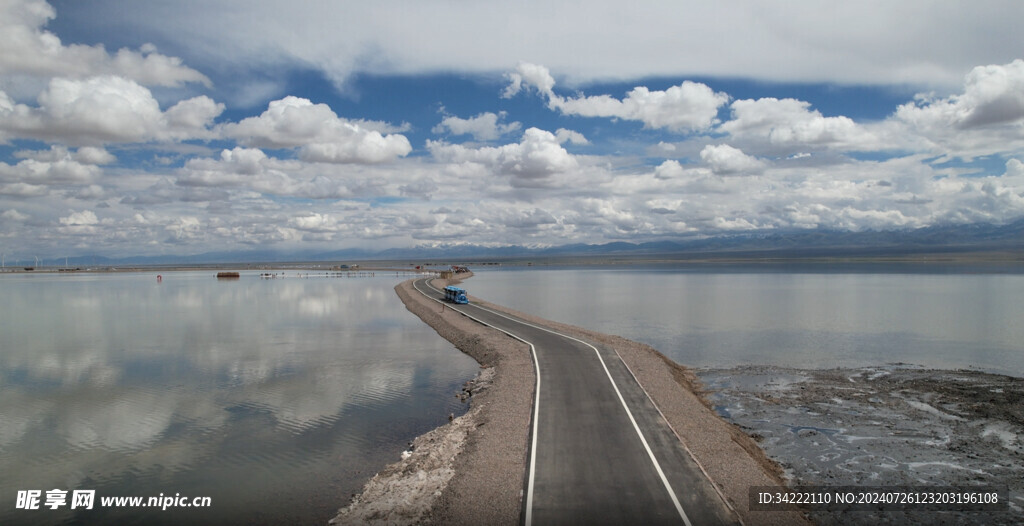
[465,300,693,526]
[412,279,541,526]
[610,346,744,524]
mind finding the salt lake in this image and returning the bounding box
[4,262,1022,524]
[467,263,1024,377]
[0,270,478,525]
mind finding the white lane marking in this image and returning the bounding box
[465,301,692,526]
[411,279,541,526]
[420,281,691,526]
[611,348,742,522]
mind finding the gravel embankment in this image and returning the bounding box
[331,274,534,525]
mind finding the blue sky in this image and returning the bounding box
[1,0,1023,260]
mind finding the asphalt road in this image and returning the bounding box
[413,278,740,526]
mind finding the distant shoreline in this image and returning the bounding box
[3,246,1023,275]
[0,264,442,275]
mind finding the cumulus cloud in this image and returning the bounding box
[1,148,103,191]
[651,160,687,181]
[15,145,115,165]
[502,62,557,98]
[897,60,1024,129]
[3,3,1023,256]
[1005,158,1024,179]
[290,212,339,233]
[0,77,223,145]
[0,0,209,87]
[1,209,30,222]
[699,144,766,175]
[178,147,350,199]
[0,182,47,197]
[894,59,1024,159]
[719,97,884,154]
[554,128,588,145]
[504,63,729,132]
[11,158,99,184]
[432,111,521,141]
[73,146,116,165]
[223,96,411,164]
[553,83,729,132]
[173,147,435,201]
[59,209,98,226]
[428,127,579,186]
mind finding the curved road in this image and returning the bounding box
[413,278,740,526]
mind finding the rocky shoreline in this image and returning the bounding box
[331,273,804,525]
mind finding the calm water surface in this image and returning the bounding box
[0,271,477,525]
[469,264,1024,377]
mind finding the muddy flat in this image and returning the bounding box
[700,365,1023,525]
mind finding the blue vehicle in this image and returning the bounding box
[444,285,469,304]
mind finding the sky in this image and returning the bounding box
[1,0,1023,261]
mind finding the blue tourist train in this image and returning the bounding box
[444,285,469,304]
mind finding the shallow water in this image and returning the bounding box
[0,271,478,525]
[469,263,1024,377]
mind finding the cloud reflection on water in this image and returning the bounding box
[0,272,477,524]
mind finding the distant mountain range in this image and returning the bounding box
[52,218,1024,267]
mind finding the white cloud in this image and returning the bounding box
[84,2,1020,89]
[14,145,114,165]
[555,128,588,145]
[699,144,766,175]
[432,111,521,141]
[897,60,1024,130]
[223,96,411,164]
[505,63,729,132]
[1,150,102,190]
[894,59,1024,159]
[173,147,439,201]
[0,182,47,197]
[0,77,223,145]
[0,0,209,87]
[1,209,29,222]
[556,83,729,133]
[165,95,224,134]
[428,127,579,186]
[653,160,685,180]
[503,62,557,98]
[1005,158,1024,179]
[719,97,885,154]
[3,1,1024,257]
[164,215,203,243]
[73,146,116,165]
[59,209,98,226]
[177,147,351,199]
[290,212,338,233]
